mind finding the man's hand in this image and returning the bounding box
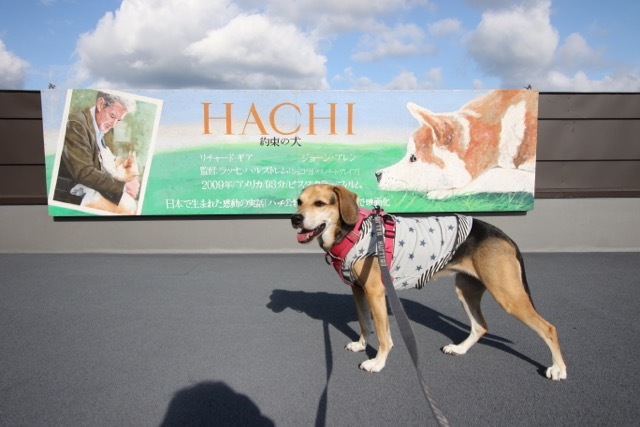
[124,176,140,198]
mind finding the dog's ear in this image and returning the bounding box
[407,102,441,128]
[333,185,359,226]
[407,102,444,141]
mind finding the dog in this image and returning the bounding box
[376,90,537,199]
[77,151,140,215]
[291,184,567,380]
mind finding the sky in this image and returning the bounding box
[1,0,639,92]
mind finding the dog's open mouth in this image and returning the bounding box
[296,224,326,244]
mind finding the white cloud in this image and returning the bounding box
[385,71,419,89]
[385,68,442,89]
[425,67,443,86]
[545,70,640,92]
[331,67,380,89]
[186,14,328,89]
[554,32,604,71]
[73,0,327,89]
[464,0,516,10]
[70,0,445,90]
[265,0,430,34]
[428,18,462,37]
[464,0,640,91]
[62,0,638,92]
[70,0,433,90]
[0,39,29,89]
[352,23,431,62]
[466,0,558,88]
[334,67,441,90]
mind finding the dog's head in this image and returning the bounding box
[375,102,472,193]
[290,184,359,251]
[115,150,140,182]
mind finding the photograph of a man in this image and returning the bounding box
[53,91,142,214]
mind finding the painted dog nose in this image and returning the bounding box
[375,171,383,182]
[291,214,304,228]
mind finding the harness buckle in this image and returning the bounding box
[325,252,338,266]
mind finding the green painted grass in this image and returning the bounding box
[45,142,533,216]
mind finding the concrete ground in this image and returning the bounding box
[1,252,639,426]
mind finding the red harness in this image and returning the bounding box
[325,208,396,286]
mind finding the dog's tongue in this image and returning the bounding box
[297,229,314,243]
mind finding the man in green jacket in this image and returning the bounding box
[53,91,139,210]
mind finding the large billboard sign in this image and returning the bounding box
[42,89,538,216]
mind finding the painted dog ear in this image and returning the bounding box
[408,102,442,129]
[333,185,359,226]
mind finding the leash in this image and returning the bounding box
[371,207,452,427]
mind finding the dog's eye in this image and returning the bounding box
[409,154,417,163]
[314,201,326,207]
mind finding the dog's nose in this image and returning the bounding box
[291,214,304,228]
[375,171,383,182]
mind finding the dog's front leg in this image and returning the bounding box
[359,278,393,372]
[346,285,373,353]
[350,258,393,372]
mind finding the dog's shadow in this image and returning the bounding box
[267,289,546,372]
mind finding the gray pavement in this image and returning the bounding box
[1,252,639,426]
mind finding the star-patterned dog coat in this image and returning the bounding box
[341,214,473,289]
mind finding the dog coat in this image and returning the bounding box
[341,214,472,290]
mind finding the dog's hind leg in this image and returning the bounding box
[442,274,488,356]
[494,292,567,380]
[346,285,374,353]
[478,247,567,380]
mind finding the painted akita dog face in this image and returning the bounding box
[376,90,538,198]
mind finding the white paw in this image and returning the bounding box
[359,358,385,372]
[441,344,467,356]
[546,365,567,380]
[345,341,366,353]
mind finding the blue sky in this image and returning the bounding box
[1,0,639,91]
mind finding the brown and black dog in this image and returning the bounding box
[291,184,567,380]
